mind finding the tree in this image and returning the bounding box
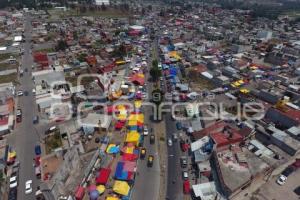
[150,66,161,82]
[152,59,158,68]
[55,40,68,51]
[152,88,164,121]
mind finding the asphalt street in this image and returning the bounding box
[7,14,44,200]
[131,41,160,200]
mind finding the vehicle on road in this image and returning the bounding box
[173,133,178,142]
[276,174,287,185]
[180,156,188,168]
[9,174,18,188]
[33,115,39,124]
[143,126,149,136]
[17,90,23,96]
[16,109,22,123]
[180,140,189,152]
[176,122,182,130]
[32,88,36,95]
[35,165,41,179]
[150,134,155,144]
[8,188,17,200]
[35,144,42,155]
[24,91,29,96]
[167,138,173,146]
[294,186,300,196]
[25,180,33,194]
[282,166,295,177]
[183,180,191,194]
[182,171,189,180]
[147,155,154,167]
[140,147,146,159]
[46,126,57,135]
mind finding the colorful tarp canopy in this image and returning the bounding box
[106,197,119,200]
[106,144,120,154]
[125,132,140,145]
[88,185,97,192]
[96,185,105,194]
[113,181,130,196]
[89,190,100,200]
[95,168,111,185]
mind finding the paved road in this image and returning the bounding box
[131,41,160,200]
[165,112,184,200]
[7,14,42,200]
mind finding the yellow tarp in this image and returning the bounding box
[117,114,127,121]
[128,120,137,126]
[128,114,144,123]
[106,197,119,200]
[106,144,116,153]
[168,51,181,60]
[128,130,139,135]
[124,146,134,154]
[8,151,16,158]
[134,100,142,108]
[113,181,130,196]
[125,132,140,144]
[97,185,105,194]
[240,88,250,94]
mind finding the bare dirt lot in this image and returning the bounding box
[251,169,300,200]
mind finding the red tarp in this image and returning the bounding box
[95,168,111,185]
[292,159,300,168]
[183,180,190,194]
[122,153,138,161]
[115,121,125,129]
[75,186,85,200]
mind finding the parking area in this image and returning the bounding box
[253,169,300,200]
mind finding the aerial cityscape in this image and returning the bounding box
[0,0,300,200]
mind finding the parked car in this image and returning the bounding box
[180,156,188,168]
[173,133,178,142]
[140,148,146,159]
[294,186,300,196]
[143,126,149,136]
[167,138,173,146]
[183,180,191,194]
[16,109,22,123]
[180,140,189,152]
[17,90,23,96]
[176,122,182,130]
[25,180,32,194]
[9,174,18,188]
[33,116,39,124]
[8,188,17,200]
[276,174,287,185]
[150,134,155,144]
[182,171,189,180]
[147,155,154,167]
[282,166,295,177]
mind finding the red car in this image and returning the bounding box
[183,180,190,194]
[180,140,189,152]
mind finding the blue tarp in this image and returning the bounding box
[115,162,129,180]
[115,162,124,178]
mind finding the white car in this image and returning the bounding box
[17,90,23,96]
[143,127,149,136]
[276,175,287,185]
[182,171,189,180]
[9,176,18,188]
[25,180,32,194]
[167,138,173,146]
